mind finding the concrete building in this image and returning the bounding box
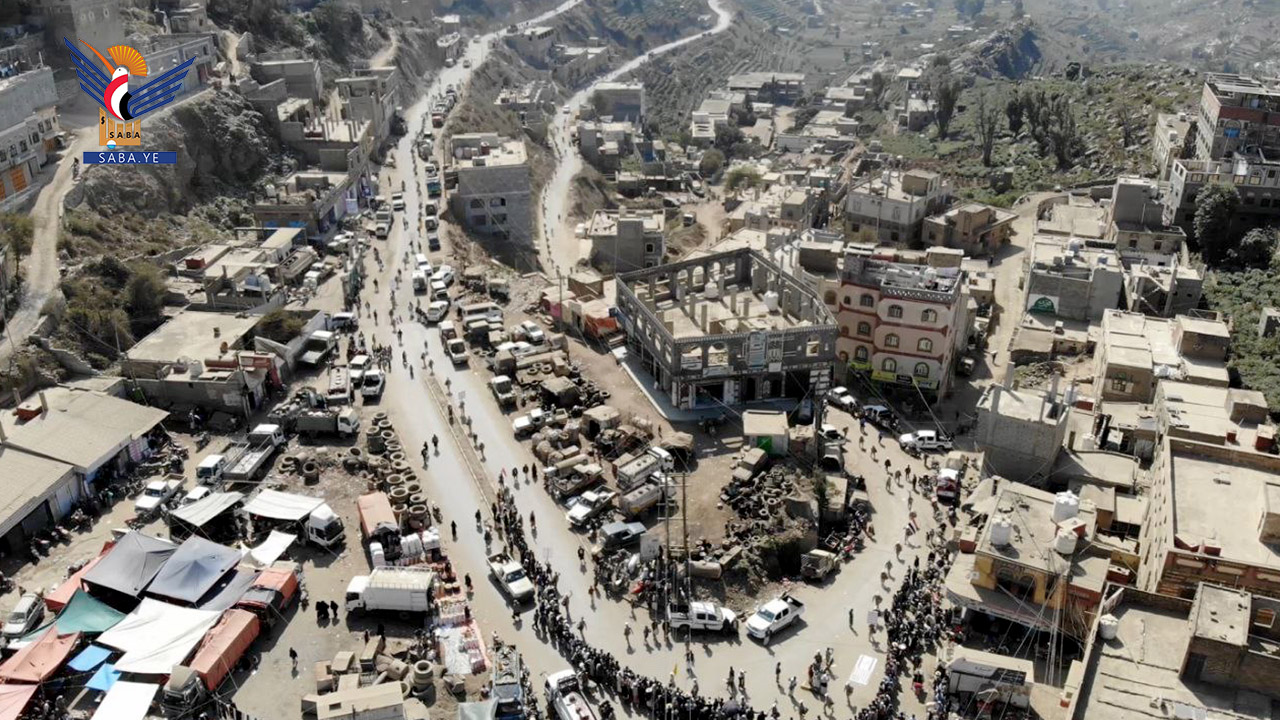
[1194,73,1280,161]
[437,32,463,62]
[278,103,373,176]
[1073,584,1280,720]
[0,65,58,211]
[1164,154,1280,229]
[726,185,825,234]
[1105,176,1186,256]
[1140,436,1280,602]
[1259,307,1280,338]
[1155,381,1272,452]
[0,447,78,555]
[894,96,936,133]
[975,383,1072,484]
[588,209,665,274]
[689,97,732,144]
[922,202,1017,256]
[726,72,805,103]
[844,168,951,244]
[37,0,125,70]
[0,388,167,484]
[577,119,637,171]
[1123,259,1203,318]
[1093,310,1229,404]
[836,253,967,396]
[1024,238,1123,321]
[495,82,551,118]
[615,248,837,410]
[591,82,645,123]
[252,58,324,102]
[451,134,533,245]
[137,32,218,94]
[337,66,401,145]
[551,45,609,84]
[1151,111,1193,181]
[508,26,556,60]
[252,171,354,239]
[944,485,1108,640]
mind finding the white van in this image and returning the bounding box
[414,254,432,273]
[196,455,226,487]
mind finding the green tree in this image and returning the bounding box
[932,76,964,138]
[257,309,305,343]
[0,213,33,256]
[869,71,887,110]
[1004,93,1023,134]
[124,264,166,324]
[1194,183,1241,265]
[725,167,763,193]
[1232,227,1277,268]
[698,149,725,179]
[974,90,1002,166]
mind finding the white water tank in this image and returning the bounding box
[1098,614,1120,641]
[763,290,781,313]
[705,281,721,299]
[1055,528,1078,554]
[1053,491,1080,523]
[990,514,1013,547]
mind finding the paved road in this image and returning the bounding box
[538,0,735,271]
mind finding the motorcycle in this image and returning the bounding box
[195,431,211,450]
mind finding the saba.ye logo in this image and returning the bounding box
[64,37,196,164]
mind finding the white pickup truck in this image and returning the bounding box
[667,601,738,634]
[898,429,953,452]
[135,477,183,516]
[487,553,535,604]
[546,670,599,720]
[745,593,805,644]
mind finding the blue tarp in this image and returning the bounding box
[86,663,120,692]
[68,645,112,672]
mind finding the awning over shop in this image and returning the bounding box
[26,591,124,640]
[67,644,113,672]
[97,599,220,674]
[243,489,324,521]
[90,681,159,720]
[0,627,80,683]
[0,684,37,720]
[83,531,177,599]
[86,662,120,691]
[249,530,297,566]
[169,491,244,527]
[45,551,106,612]
[146,536,241,604]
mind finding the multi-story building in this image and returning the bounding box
[975,381,1072,484]
[37,0,125,70]
[1093,310,1229,403]
[0,66,58,211]
[137,32,218,95]
[1140,436,1280,601]
[451,134,532,245]
[1025,238,1124,321]
[844,168,951,244]
[836,253,967,397]
[944,485,1108,640]
[1105,176,1186,256]
[1151,111,1193,181]
[588,209,664,273]
[1194,73,1280,161]
[508,26,556,60]
[726,72,805,103]
[922,202,1017,256]
[252,58,325,102]
[337,66,401,145]
[689,97,732,144]
[437,32,463,62]
[1164,154,1280,229]
[591,82,645,123]
[577,119,637,171]
[615,248,836,410]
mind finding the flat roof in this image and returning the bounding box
[742,410,788,437]
[589,209,663,237]
[977,385,1062,424]
[0,390,168,471]
[978,484,1097,576]
[1176,315,1231,339]
[454,139,527,168]
[0,448,75,536]
[1171,452,1280,567]
[1191,584,1251,646]
[126,311,261,365]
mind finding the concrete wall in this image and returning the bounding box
[1027,265,1124,322]
[40,0,126,70]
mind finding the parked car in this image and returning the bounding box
[667,601,738,634]
[2,594,44,646]
[745,594,805,644]
[826,386,857,411]
[519,320,546,345]
[425,300,450,323]
[565,489,617,528]
[595,521,645,552]
[898,429,953,452]
[136,477,183,515]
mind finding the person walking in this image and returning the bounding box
[289,647,298,670]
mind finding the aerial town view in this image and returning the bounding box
[4,0,1280,718]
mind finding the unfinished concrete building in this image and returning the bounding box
[975,381,1072,484]
[616,248,837,411]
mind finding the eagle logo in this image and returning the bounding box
[64,37,197,146]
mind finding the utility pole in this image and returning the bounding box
[556,267,570,363]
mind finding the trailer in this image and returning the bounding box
[345,567,436,615]
[224,425,286,483]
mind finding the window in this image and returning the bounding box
[854,346,868,362]
[914,362,929,378]
[493,214,507,224]
[490,197,506,207]
[884,333,899,348]
[860,294,874,307]
[824,290,836,305]
[921,308,937,323]
[917,338,933,352]
[840,325,850,337]
[1128,238,1138,248]
[888,304,903,319]
[881,358,897,373]
[857,321,871,336]
[1109,377,1127,392]
[1153,241,1163,252]
[474,216,487,226]
[469,199,484,209]
[842,294,854,307]
[645,243,656,253]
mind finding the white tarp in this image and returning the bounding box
[97,599,220,674]
[243,489,325,522]
[249,530,297,566]
[91,681,159,720]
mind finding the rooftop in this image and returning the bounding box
[742,409,789,437]
[1170,451,1280,567]
[0,390,168,471]
[977,484,1098,576]
[1191,584,1251,646]
[842,255,963,295]
[588,209,664,237]
[977,385,1065,424]
[0,448,75,536]
[453,136,527,168]
[696,98,731,116]
[1031,237,1119,277]
[126,311,262,366]
[1037,197,1107,238]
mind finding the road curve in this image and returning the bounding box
[538,0,735,272]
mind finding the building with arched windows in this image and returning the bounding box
[835,253,968,397]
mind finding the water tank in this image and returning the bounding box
[1098,614,1120,640]
[763,290,781,312]
[704,282,720,299]
[1055,528,1078,554]
[264,183,277,198]
[989,514,1013,546]
[1053,490,1080,522]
